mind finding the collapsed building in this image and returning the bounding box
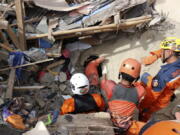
[0,0,167,134]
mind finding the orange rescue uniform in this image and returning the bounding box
[60,93,105,115]
[139,49,180,122]
[100,79,145,133]
[85,57,104,86]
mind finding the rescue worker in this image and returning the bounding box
[84,55,105,88]
[139,37,180,122]
[139,112,180,135]
[100,58,145,135]
[60,73,105,115]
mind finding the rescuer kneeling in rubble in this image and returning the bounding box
[60,73,105,115]
[139,37,180,122]
[100,58,145,135]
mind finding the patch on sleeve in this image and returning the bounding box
[171,69,180,78]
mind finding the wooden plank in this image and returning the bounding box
[6,69,15,98]
[0,58,54,72]
[46,60,65,76]
[27,16,152,40]
[46,59,65,70]
[22,2,26,19]
[15,0,27,50]
[14,85,45,90]
[0,43,14,52]
[1,85,45,90]
[6,25,20,49]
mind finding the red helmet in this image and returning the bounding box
[119,58,141,79]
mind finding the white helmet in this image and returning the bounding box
[70,73,90,95]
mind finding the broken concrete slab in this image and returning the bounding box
[24,48,47,61]
[23,121,50,135]
[36,17,48,34]
[51,112,115,135]
[59,84,67,92]
[54,72,67,83]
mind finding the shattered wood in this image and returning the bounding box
[15,0,27,50]
[27,15,152,40]
[0,58,54,72]
[6,68,15,98]
[0,43,14,52]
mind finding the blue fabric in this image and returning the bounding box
[38,39,52,48]
[139,120,161,135]
[2,107,13,120]
[152,59,180,92]
[141,72,151,85]
[51,110,59,124]
[9,52,26,80]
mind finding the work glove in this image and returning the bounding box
[102,65,108,75]
[141,55,158,65]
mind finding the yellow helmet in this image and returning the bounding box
[160,37,180,52]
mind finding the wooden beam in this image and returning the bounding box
[15,0,27,50]
[14,86,45,90]
[27,16,152,40]
[0,43,14,52]
[0,9,16,48]
[0,85,45,90]
[0,58,54,72]
[46,60,65,70]
[6,69,15,98]
[22,2,26,19]
[46,59,65,75]
[6,25,20,49]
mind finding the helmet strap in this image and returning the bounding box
[118,73,121,79]
[134,76,140,82]
[162,51,174,63]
